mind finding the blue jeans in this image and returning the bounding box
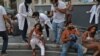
[52,22,64,44]
[0,31,8,54]
[61,34,83,56]
[61,42,83,56]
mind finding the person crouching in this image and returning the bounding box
[29,23,45,56]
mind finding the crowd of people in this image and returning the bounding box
[0,0,100,56]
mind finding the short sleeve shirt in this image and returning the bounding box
[51,1,66,23]
[0,6,7,31]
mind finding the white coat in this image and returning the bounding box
[17,2,32,30]
[89,5,100,24]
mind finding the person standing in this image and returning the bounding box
[0,5,12,56]
[18,0,32,43]
[86,0,100,30]
[50,0,66,44]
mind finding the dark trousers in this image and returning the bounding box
[45,24,49,37]
[91,15,98,30]
[0,31,8,54]
[21,19,28,43]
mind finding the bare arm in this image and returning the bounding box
[61,30,71,43]
[3,15,12,27]
[56,8,66,14]
[82,32,88,43]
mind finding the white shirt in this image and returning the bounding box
[89,5,100,24]
[17,2,32,30]
[39,13,53,30]
[51,1,66,23]
[0,5,7,31]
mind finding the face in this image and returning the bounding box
[36,25,40,29]
[32,16,36,18]
[90,27,96,33]
[70,28,76,34]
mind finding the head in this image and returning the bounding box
[68,0,71,4]
[67,25,76,34]
[50,0,58,4]
[96,0,100,4]
[25,0,32,5]
[87,25,97,33]
[47,11,53,18]
[32,12,39,18]
[34,23,43,32]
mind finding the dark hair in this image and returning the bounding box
[47,11,51,15]
[50,0,58,3]
[97,0,100,2]
[32,12,39,17]
[67,25,75,30]
[25,0,32,4]
[34,23,43,32]
[87,25,97,31]
[24,0,32,12]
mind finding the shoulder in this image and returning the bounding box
[59,1,66,5]
[63,29,69,34]
[58,1,66,8]
[92,5,96,7]
[59,1,65,4]
[40,13,48,18]
[83,31,88,35]
[19,3,24,7]
[0,6,5,10]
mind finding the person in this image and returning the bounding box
[32,12,53,41]
[6,13,13,35]
[82,25,100,56]
[65,1,73,26]
[60,25,83,56]
[50,0,66,44]
[17,0,32,43]
[86,0,100,30]
[0,5,12,56]
[29,23,45,56]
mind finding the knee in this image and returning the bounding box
[77,44,83,51]
[41,46,45,51]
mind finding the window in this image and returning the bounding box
[34,0,39,4]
